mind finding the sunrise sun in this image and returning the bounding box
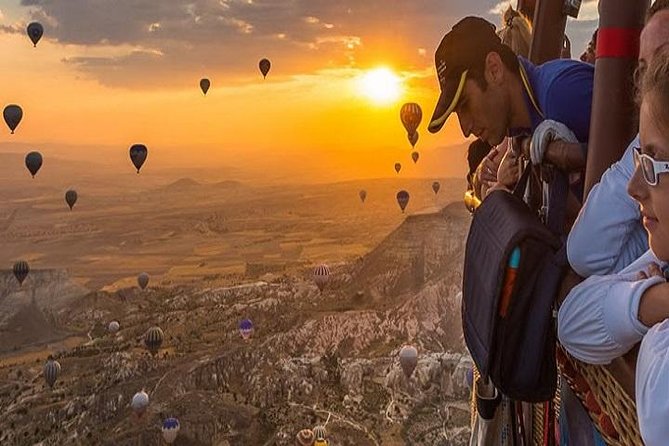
[357,67,402,105]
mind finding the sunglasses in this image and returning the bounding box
[633,147,669,186]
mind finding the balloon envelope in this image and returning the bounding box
[411,152,419,164]
[396,190,410,212]
[313,425,327,440]
[44,358,61,388]
[394,163,401,174]
[359,190,367,203]
[162,417,180,444]
[137,272,149,290]
[108,321,120,333]
[400,103,422,135]
[25,151,43,178]
[13,260,29,285]
[27,22,43,46]
[408,131,419,148]
[200,78,210,95]
[129,144,148,173]
[296,429,315,446]
[144,326,164,356]
[4,105,23,134]
[259,58,271,78]
[131,391,149,416]
[65,189,78,210]
[239,318,254,340]
[313,264,330,292]
[432,181,441,195]
[399,345,418,378]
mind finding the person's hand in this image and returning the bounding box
[638,263,665,280]
[497,146,521,189]
[530,119,578,165]
[476,146,502,187]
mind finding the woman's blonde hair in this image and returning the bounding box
[497,5,533,58]
[639,45,669,132]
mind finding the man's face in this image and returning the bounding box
[639,11,669,74]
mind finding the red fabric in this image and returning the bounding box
[596,27,641,59]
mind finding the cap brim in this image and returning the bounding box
[428,70,468,134]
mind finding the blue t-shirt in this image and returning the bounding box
[512,56,594,143]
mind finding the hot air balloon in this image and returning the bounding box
[411,152,419,164]
[394,163,401,174]
[313,264,330,292]
[313,425,327,441]
[144,326,164,356]
[137,272,149,290]
[162,417,180,444]
[108,321,120,333]
[4,105,23,134]
[359,190,367,203]
[396,190,410,213]
[131,390,149,417]
[400,103,422,136]
[44,357,61,388]
[239,318,254,340]
[13,260,29,286]
[408,131,419,148]
[432,181,440,195]
[399,345,418,378]
[259,58,271,78]
[296,429,315,446]
[129,144,148,173]
[25,151,43,178]
[200,78,210,95]
[27,22,43,47]
[65,189,78,210]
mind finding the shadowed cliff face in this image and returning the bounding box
[0,203,472,445]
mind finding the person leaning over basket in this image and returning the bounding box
[559,46,669,445]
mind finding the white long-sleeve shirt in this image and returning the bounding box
[636,319,669,446]
[567,136,648,277]
[558,250,666,365]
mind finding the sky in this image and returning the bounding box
[0,0,599,183]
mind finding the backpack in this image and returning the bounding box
[462,165,568,402]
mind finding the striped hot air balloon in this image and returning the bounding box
[313,264,330,292]
[400,103,422,136]
[313,425,327,441]
[399,345,418,378]
[144,326,164,356]
[239,318,254,340]
[13,260,29,286]
[162,417,180,444]
[296,429,315,446]
[131,390,149,417]
[44,357,61,388]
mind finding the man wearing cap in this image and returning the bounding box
[428,16,593,180]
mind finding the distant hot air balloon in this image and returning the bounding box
[65,189,78,210]
[44,357,61,388]
[131,390,149,417]
[144,326,164,356]
[394,163,401,174]
[137,272,149,290]
[432,181,440,195]
[396,190,410,213]
[313,425,327,441]
[200,78,210,95]
[296,429,315,446]
[399,345,418,378]
[411,152,419,164]
[359,190,367,203]
[27,22,43,47]
[239,318,254,340]
[408,131,419,148]
[400,103,422,136]
[4,105,23,134]
[259,58,271,78]
[313,264,330,292]
[129,144,148,173]
[108,321,120,333]
[25,151,43,178]
[13,260,29,286]
[162,417,180,444]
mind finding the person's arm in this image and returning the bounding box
[567,140,649,276]
[636,319,669,446]
[543,140,585,171]
[558,251,666,365]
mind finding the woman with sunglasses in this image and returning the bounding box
[558,49,669,445]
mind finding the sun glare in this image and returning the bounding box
[357,67,402,105]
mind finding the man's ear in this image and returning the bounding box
[484,51,505,86]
